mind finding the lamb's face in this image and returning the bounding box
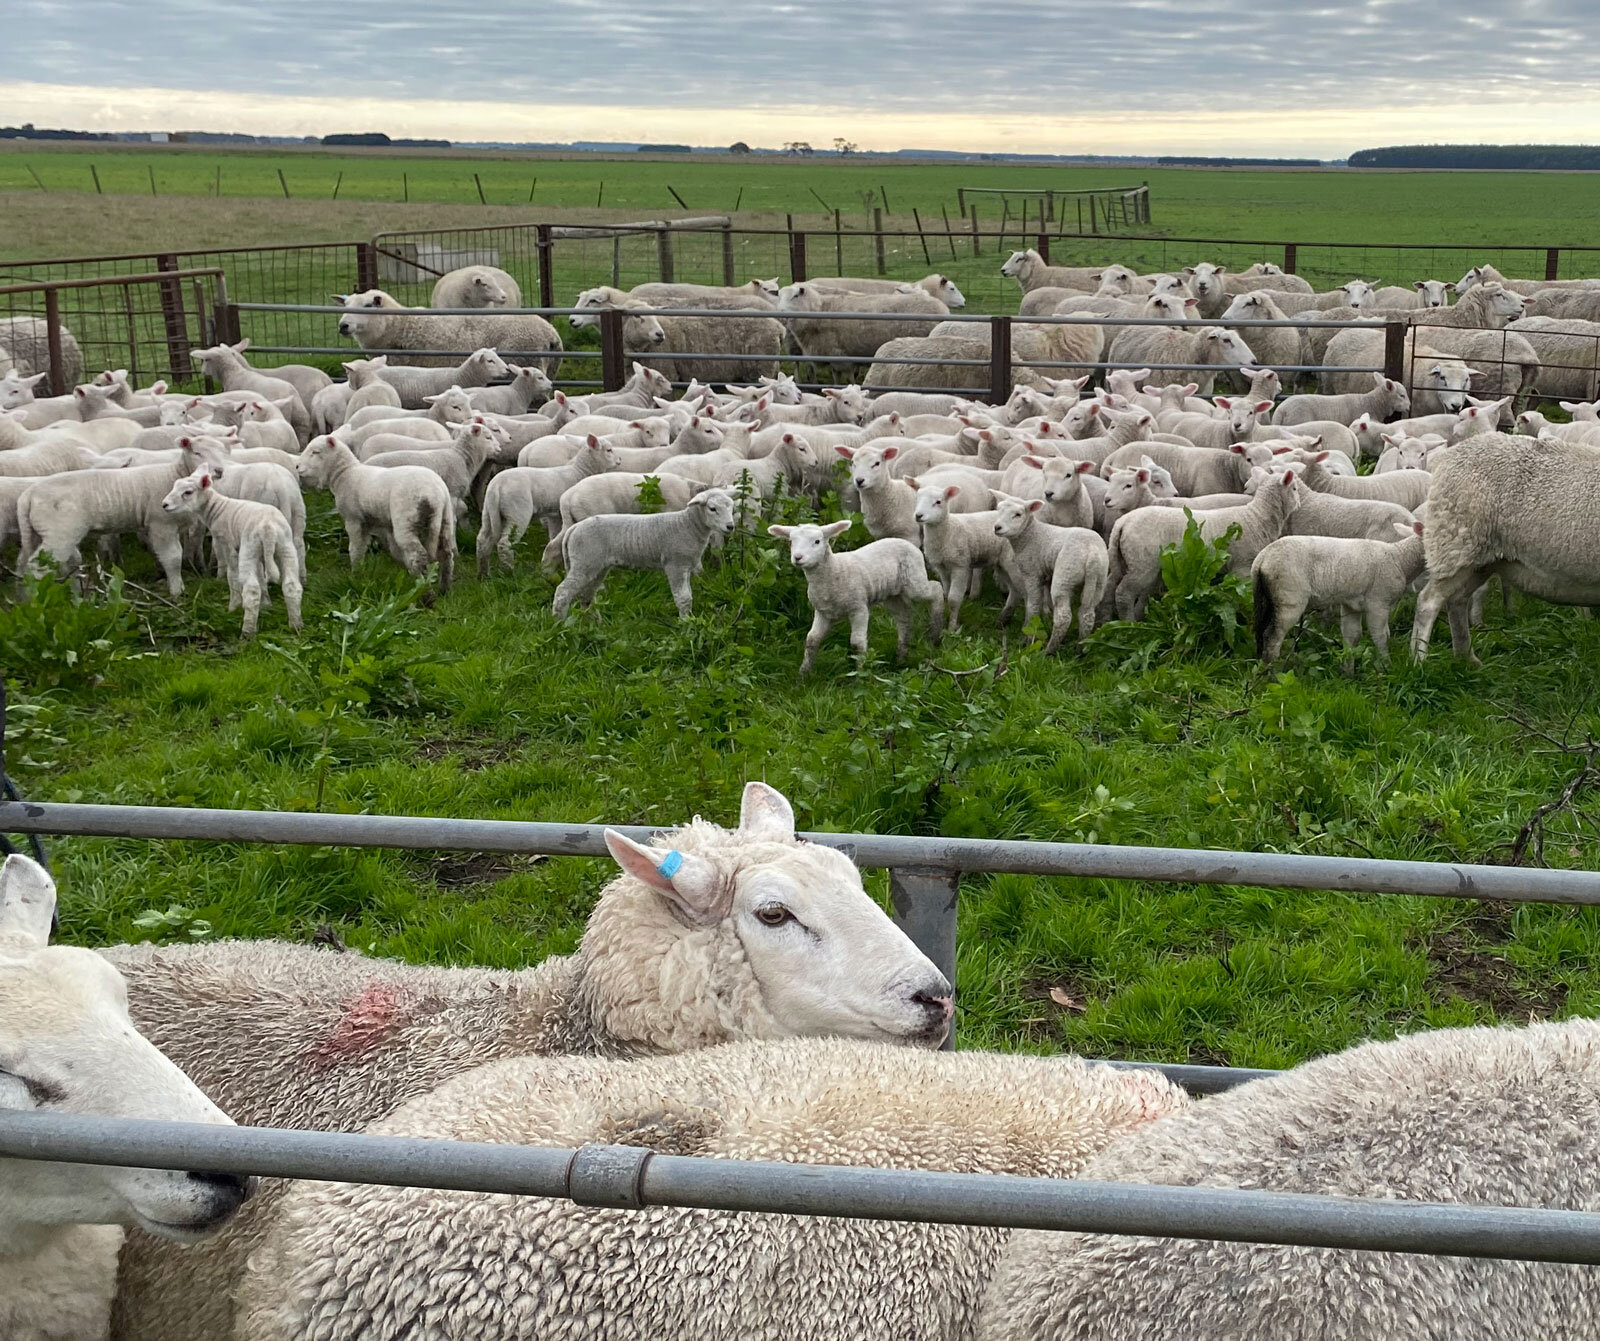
[912,483,957,524]
[1377,375,1411,416]
[694,488,738,535]
[295,437,337,485]
[770,521,844,569]
[1041,458,1087,502]
[992,496,1037,538]
[160,470,210,515]
[1104,466,1154,517]
[0,857,249,1244]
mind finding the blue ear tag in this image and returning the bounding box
[656,850,684,880]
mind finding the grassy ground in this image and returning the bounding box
[5,485,1598,1067]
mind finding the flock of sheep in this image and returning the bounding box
[8,776,1600,1340]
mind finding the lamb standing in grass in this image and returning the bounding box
[160,467,302,637]
[978,1017,1600,1341]
[477,434,621,574]
[363,416,506,519]
[189,341,313,444]
[551,487,736,618]
[1252,520,1427,662]
[0,855,249,1341]
[769,520,944,673]
[991,494,1109,651]
[236,1040,1184,1341]
[294,434,455,589]
[107,783,956,1341]
[913,483,1013,631]
[538,471,704,566]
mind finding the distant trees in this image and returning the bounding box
[783,141,815,156]
[729,141,751,154]
[833,137,858,155]
[1349,144,1600,170]
[637,143,691,153]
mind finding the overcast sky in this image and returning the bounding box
[5,0,1599,155]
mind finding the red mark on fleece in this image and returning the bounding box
[306,983,406,1065]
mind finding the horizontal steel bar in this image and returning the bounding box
[1099,1060,1275,1094]
[0,268,224,297]
[3,1111,1600,1263]
[3,801,1596,904]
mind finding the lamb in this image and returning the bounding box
[1248,460,1418,538]
[1106,315,1255,395]
[841,443,926,543]
[1351,409,1462,459]
[865,391,970,417]
[712,431,821,500]
[1101,439,1255,498]
[1505,315,1600,399]
[545,363,673,417]
[370,347,513,409]
[1320,334,1480,412]
[552,487,737,618]
[1010,454,1097,529]
[189,341,313,444]
[294,434,456,589]
[0,314,83,387]
[1000,248,1104,294]
[477,435,622,573]
[194,340,330,417]
[1450,393,1514,439]
[1250,519,1426,662]
[979,1017,1600,1341]
[778,282,947,363]
[768,520,944,672]
[462,364,552,415]
[1106,468,1302,620]
[334,289,562,374]
[1370,279,1453,309]
[1218,291,1302,372]
[809,273,967,308]
[538,471,703,567]
[1515,409,1600,446]
[516,416,677,467]
[1282,445,1432,509]
[1272,371,1411,426]
[430,264,521,309]
[0,436,104,478]
[344,385,476,443]
[754,383,872,427]
[1373,434,1438,472]
[312,356,389,431]
[912,483,1015,630]
[0,855,248,1341]
[363,416,506,518]
[105,783,956,1341]
[236,1038,1183,1341]
[990,493,1109,649]
[175,437,308,581]
[1411,433,1600,661]
[160,466,302,637]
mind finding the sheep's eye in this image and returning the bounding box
[755,905,793,927]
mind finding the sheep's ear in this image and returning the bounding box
[822,519,852,539]
[0,855,55,949]
[1184,383,1199,396]
[1135,467,1150,483]
[766,524,792,539]
[881,445,899,460]
[1027,499,1044,513]
[1215,396,1232,409]
[942,484,961,500]
[1228,442,1247,456]
[834,445,854,459]
[739,781,796,840]
[603,830,725,923]
[232,339,251,353]
[1021,455,1044,469]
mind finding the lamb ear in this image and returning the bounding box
[767,524,792,539]
[1022,456,1044,469]
[1027,499,1044,513]
[739,782,796,840]
[603,830,725,924]
[1076,460,1094,474]
[822,519,852,539]
[834,445,854,459]
[0,855,56,949]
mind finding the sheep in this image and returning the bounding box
[235,1038,1184,1341]
[189,341,313,444]
[1320,334,1481,412]
[345,385,475,442]
[106,782,956,1341]
[768,520,944,672]
[461,364,552,416]
[930,316,1105,381]
[1457,260,1600,297]
[1524,287,1600,322]
[159,466,302,636]
[0,436,104,478]
[1019,287,1132,319]
[1450,393,1514,440]
[1351,409,1462,459]
[198,340,330,417]
[573,285,783,385]
[753,383,873,427]
[537,471,703,566]
[1282,445,1433,509]
[1106,317,1255,396]
[1224,262,1312,295]
[1373,434,1439,473]
[1371,279,1453,309]
[912,483,1014,630]
[1272,371,1410,426]
[547,362,674,417]
[809,273,967,308]
[1101,439,1255,499]
[430,264,520,309]
[1189,265,1360,319]
[174,437,308,582]
[1106,468,1302,620]
[1008,454,1097,530]
[864,335,1034,394]
[629,279,780,307]
[840,443,925,543]
[477,435,622,573]
[991,493,1109,649]
[1218,291,1302,372]
[0,855,248,1341]
[1411,433,1600,661]
[552,487,737,618]
[0,314,83,387]
[865,391,970,417]
[1000,249,1105,294]
[1242,280,1380,317]
[368,347,513,410]
[778,282,947,363]
[1505,315,1600,399]
[311,356,386,431]
[979,1017,1600,1341]
[1515,409,1600,446]
[294,434,455,589]
[712,431,822,500]
[363,416,505,519]
[1247,459,1419,538]
[333,289,562,374]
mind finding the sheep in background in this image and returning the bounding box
[1218,291,1301,374]
[334,289,562,375]
[1370,279,1453,309]
[779,282,946,364]
[0,314,83,387]
[430,265,520,309]
[1106,304,1256,394]
[1506,315,1600,400]
[573,284,783,385]
[189,342,313,445]
[1000,249,1106,294]
[106,783,955,1341]
[809,274,967,308]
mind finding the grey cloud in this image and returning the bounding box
[5,0,1598,119]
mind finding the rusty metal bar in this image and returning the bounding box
[154,254,191,383]
[355,241,379,293]
[0,268,224,297]
[536,224,555,308]
[1383,320,1409,383]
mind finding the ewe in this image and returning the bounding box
[0,855,247,1341]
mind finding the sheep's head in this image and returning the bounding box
[1413,280,1451,308]
[912,481,961,524]
[623,312,667,347]
[1041,456,1093,502]
[631,416,672,449]
[1220,292,1264,320]
[1185,261,1226,300]
[423,386,476,423]
[688,487,738,536]
[295,434,343,484]
[333,290,398,339]
[769,518,850,569]
[930,275,967,308]
[467,349,513,381]
[1102,465,1153,518]
[1479,283,1529,324]
[0,371,45,410]
[1339,280,1378,309]
[1420,359,1476,412]
[1454,266,1485,296]
[821,383,870,426]
[469,271,509,306]
[748,277,782,300]
[1242,366,1283,400]
[0,856,250,1243]
[992,492,1043,539]
[1216,396,1273,437]
[161,467,216,515]
[1200,327,1254,368]
[1370,373,1412,415]
[776,282,816,312]
[1000,250,1036,281]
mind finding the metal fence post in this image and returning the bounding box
[536,224,555,308]
[789,230,807,284]
[1283,243,1298,275]
[42,288,65,397]
[599,307,626,392]
[889,866,959,1048]
[721,224,736,287]
[1383,319,1408,384]
[1547,247,1561,282]
[656,228,675,284]
[213,301,242,347]
[355,241,379,293]
[1036,233,1050,264]
[990,315,1013,404]
[154,253,191,382]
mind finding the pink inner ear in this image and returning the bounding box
[1076,461,1092,474]
[1023,456,1042,469]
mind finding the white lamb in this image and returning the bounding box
[189,341,312,444]
[538,471,703,567]
[294,434,456,588]
[552,487,737,618]
[370,347,513,410]
[913,483,1015,630]
[160,467,302,637]
[768,520,944,673]
[991,493,1109,651]
[0,855,248,1341]
[313,356,389,430]
[1272,371,1411,427]
[477,435,622,574]
[1351,409,1461,460]
[362,416,506,518]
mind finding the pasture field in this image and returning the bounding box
[6,485,1600,1066]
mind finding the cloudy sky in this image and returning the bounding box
[4,0,1598,156]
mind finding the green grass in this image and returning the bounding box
[7,486,1600,1068]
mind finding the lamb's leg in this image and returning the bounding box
[665,564,695,619]
[1338,605,1365,674]
[799,611,833,676]
[923,580,944,648]
[847,603,871,663]
[552,566,606,619]
[945,564,971,632]
[1366,602,1392,661]
[1045,585,1076,655]
[345,520,369,571]
[1263,593,1307,664]
[148,526,186,598]
[239,570,263,638]
[886,596,913,662]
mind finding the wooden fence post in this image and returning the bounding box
[1547,247,1562,282]
[873,208,886,275]
[42,289,65,397]
[1036,232,1050,264]
[1383,319,1408,385]
[834,209,844,275]
[989,315,1013,404]
[536,225,554,308]
[656,228,675,283]
[1283,243,1298,276]
[721,224,736,286]
[599,307,626,392]
[970,206,980,257]
[355,241,379,293]
[154,254,191,383]
[789,229,808,284]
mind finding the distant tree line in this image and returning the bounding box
[1350,144,1600,170]
[321,132,451,148]
[637,144,692,153]
[1156,156,1321,167]
[0,123,107,140]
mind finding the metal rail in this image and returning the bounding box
[4,1111,1600,1264]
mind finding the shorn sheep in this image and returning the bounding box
[778,281,947,362]
[1000,249,1105,294]
[769,521,944,673]
[334,289,562,375]
[106,783,955,1341]
[430,264,521,309]
[551,487,738,619]
[0,855,248,1341]
[979,1017,1600,1341]
[235,1040,1186,1341]
[572,285,784,385]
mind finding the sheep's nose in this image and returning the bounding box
[911,986,955,1031]
[187,1169,255,1215]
